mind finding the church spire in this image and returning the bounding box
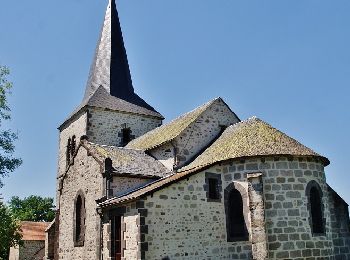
[84,0,155,111]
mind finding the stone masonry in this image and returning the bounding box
[100,156,350,259]
[87,108,161,147]
[149,99,239,170]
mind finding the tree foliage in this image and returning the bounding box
[0,202,22,260]
[9,195,55,222]
[0,66,22,187]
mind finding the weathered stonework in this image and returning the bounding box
[57,111,88,202]
[149,99,239,169]
[9,241,46,260]
[328,186,350,259]
[148,143,175,170]
[247,173,267,260]
[44,221,56,259]
[87,108,161,147]
[57,147,103,259]
[101,157,350,259]
[111,176,153,197]
[261,158,335,259]
[133,165,254,259]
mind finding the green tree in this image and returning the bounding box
[9,195,55,222]
[0,66,22,187]
[0,202,22,260]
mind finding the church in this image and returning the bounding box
[44,1,350,259]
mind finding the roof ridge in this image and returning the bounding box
[227,116,259,129]
[126,98,223,150]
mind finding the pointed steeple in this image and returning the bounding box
[84,0,156,112]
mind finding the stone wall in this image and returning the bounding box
[262,157,334,259]
[8,246,19,260]
[149,143,175,170]
[173,99,239,168]
[58,146,103,259]
[44,221,55,259]
[87,108,161,147]
[328,186,350,259]
[107,156,346,259]
[11,240,45,260]
[101,205,141,260]
[149,99,239,169]
[57,111,88,202]
[123,211,141,259]
[111,176,153,197]
[137,163,253,259]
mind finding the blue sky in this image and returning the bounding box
[0,0,349,204]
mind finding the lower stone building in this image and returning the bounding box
[45,0,350,259]
[9,221,49,260]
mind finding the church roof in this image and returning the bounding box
[126,98,227,150]
[98,117,329,208]
[59,0,162,129]
[181,117,330,171]
[84,141,170,178]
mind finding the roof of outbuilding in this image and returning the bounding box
[20,221,50,241]
[84,141,170,178]
[126,98,224,151]
[181,117,329,171]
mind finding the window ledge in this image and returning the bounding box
[227,236,249,242]
[311,232,326,237]
[74,240,84,247]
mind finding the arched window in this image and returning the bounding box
[306,181,325,235]
[74,191,85,246]
[224,183,248,241]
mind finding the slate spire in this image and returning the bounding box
[84,0,156,111]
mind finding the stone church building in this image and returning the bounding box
[45,0,350,259]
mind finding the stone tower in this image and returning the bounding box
[56,0,163,194]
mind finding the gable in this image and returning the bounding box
[126,98,239,151]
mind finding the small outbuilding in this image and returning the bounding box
[9,221,50,260]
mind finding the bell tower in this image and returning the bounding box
[56,0,163,182]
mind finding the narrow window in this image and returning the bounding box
[121,128,131,146]
[74,192,85,246]
[310,187,324,234]
[66,138,71,165]
[208,178,219,199]
[75,195,82,241]
[71,135,76,156]
[306,180,325,235]
[204,173,222,202]
[228,189,247,239]
[112,215,122,260]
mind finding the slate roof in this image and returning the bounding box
[20,221,50,241]
[99,117,329,208]
[181,117,329,171]
[84,0,157,113]
[126,98,222,150]
[59,0,163,129]
[84,141,170,178]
